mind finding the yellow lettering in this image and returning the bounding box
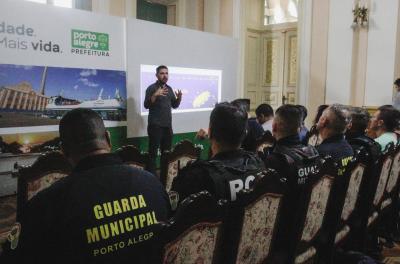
[86,227,100,244]
[93,205,104,220]
[93,249,99,256]
[133,215,139,229]
[109,221,120,237]
[125,217,133,231]
[100,225,110,240]
[121,198,130,212]
[130,196,138,209]
[139,195,147,208]
[152,211,158,224]
[118,219,125,234]
[103,202,113,217]
[128,238,133,246]
[139,214,146,228]
[113,201,122,214]
[146,212,154,225]
[108,245,113,252]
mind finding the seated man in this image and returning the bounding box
[3,109,170,264]
[296,105,309,143]
[346,107,380,161]
[368,105,400,152]
[316,104,354,173]
[171,102,266,202]
[264,104,321,186]
[231,99,264,151]
[255,103,274,133]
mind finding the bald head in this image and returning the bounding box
[59,108,111,163]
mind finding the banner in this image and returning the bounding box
[0,0,126,155]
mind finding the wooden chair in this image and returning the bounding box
[115,145,149,170]
[16,151,72,220]
[158,191,226,264]
[366,144,395,229]
[380,144,400,212]
[160,140,201,191]
[255,131,275,155]
[332,149,368,246]
[221,168,287,264]
[286,157,338,264]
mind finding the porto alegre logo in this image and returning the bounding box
[71,29,110,56]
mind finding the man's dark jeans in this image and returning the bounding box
[147,125,173,174]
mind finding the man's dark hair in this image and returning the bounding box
[296,105,308,122]
[349,107,370,134]
[314,104,329,125]
[275,104,302,136]
[377,105,400,132]
[156,65,168,74]
[231,99,251,113]
[394,78,400,87]
[255,103,274,118]
[326,104,350,134]
[59,108,108,155]
[209,102,247,147]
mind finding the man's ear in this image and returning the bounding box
[105,131,112,150]
[208,127,212,139]
[377,119,384,128]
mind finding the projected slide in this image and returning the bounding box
[141,65,221,115]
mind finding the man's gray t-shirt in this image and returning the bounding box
[144,82,180,127]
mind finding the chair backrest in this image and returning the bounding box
[255,131,275,153]
[16,151,72,220]
[222,169,286,264]
[380,145,400,210]
[290,157,338,264]
[367,144,395,227]
[334,149,368,246]
[115,145,149,170]
[159,191,226,264]
[160,140,201,191]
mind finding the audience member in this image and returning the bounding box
[305,104,329,146]
[346,107,380,160]
[393,78,400,110]
[264,104,321,187]
[316,104,354,173]
[296,104,309,142]
[368,105,400,151]
[231,99,264,151]
[2,109,170,264]
[171,102,266,203]
[255,103,274,133]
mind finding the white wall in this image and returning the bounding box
[126,19,239,137]
[325,0,354,104]
[365,0,400,106]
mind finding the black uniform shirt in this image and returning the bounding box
[144,81,180,127]
[170,149,266,203]
[264,135,320,187]
[6,153,170,264]
[317,134,354,173]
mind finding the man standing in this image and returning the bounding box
[144,65,182,173]
[393,78,400,110]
